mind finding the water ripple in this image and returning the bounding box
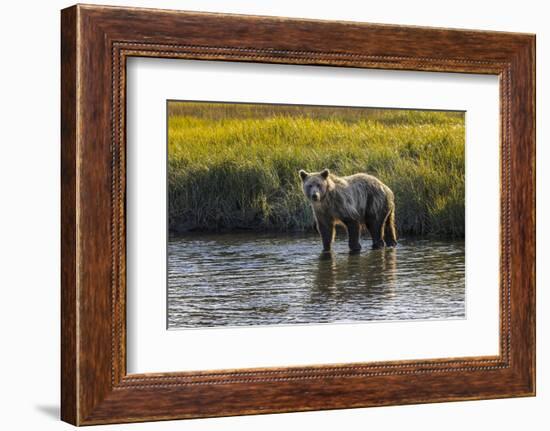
[168,233,465,328]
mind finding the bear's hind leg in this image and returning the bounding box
[384,208,398,247]
[343,220,362,252]
[366,217,386,250]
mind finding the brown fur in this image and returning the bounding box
[299,168,397,251]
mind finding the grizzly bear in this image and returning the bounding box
[299,168,397,252]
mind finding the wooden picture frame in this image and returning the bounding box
[61,4,535,425]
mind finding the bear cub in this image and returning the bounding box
[299,168,397,252]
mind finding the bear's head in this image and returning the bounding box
[299,169,330,203]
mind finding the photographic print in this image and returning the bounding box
[167,101,465,329]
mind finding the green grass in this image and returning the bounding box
[168,102,465,238]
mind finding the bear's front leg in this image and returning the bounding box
[317,221,335,252]
[343,220,362,252]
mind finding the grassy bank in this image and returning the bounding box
[168,102,465,238]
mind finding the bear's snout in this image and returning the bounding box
[311,192,321,202]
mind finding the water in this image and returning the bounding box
[167,233,465,329]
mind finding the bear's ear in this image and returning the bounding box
[320,168,330,179]
[299,170,309,181]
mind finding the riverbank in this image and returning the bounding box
[168,103,465,238]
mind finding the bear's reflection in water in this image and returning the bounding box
[167,233,465,328]
[313,248,397,295]
[307,248,398,322]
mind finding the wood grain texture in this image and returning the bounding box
[60,5,78,425]
[60,4,536,425]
